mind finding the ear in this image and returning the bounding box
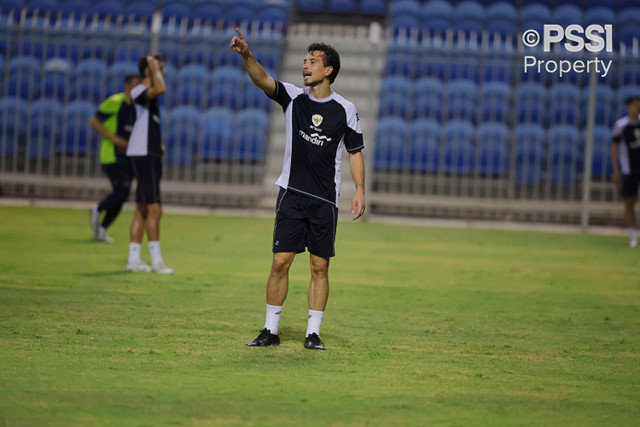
[325,66,333,79]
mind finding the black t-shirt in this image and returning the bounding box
[612,116,640,175]
[269,80,364,206]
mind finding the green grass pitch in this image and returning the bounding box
[0,205,639,426]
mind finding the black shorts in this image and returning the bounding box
[621,174,640,198]
[272,188,338,259]
[131,155,162,204]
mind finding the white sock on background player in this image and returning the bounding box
[306,309,324,337]
[629,228,637,248]
[264,304,282,335]
[128,242,141,264]
[148,241,164,266]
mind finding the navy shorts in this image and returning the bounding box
[621,174,640,198]
[131,155,162,204]
[272,188,338,259]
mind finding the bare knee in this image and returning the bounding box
[271,254,294,275]
[136,204,149,220]
[310,256,329,279]
[148,204,163,219]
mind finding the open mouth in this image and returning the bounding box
[303,72,312,78]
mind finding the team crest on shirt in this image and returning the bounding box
[312,114,323,127]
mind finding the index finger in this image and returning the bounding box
[235,27,245,40]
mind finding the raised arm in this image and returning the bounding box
[230,28,276,97]
[146,56,166,99]
[349,151,366,220]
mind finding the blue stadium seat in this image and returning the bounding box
[329,0,355,14]
[124,1,156,22]
[168,105,201,134]
[200,107,235,161]
[390,0,420,17]
[551,5,583,27]
[39,60,73,102]
[161,3,190,23]
[106,60,138,85]
[619,26,639,47]
[208,84,241,110]
[374,117,407,170]
[408,119,440,172]
[1,0,23,15]
[8,55,41,78]
[550,84,580,106]
[173,64,209,108]
[225,6,253,24]
[242,84,271,112]
[485,2,516,23]
[616,8,640,28]
[421,0,452,22]
[26,0,59,16]
[30,98,64,158]
[61,101,97,155]
[257,6,288,26]
[379,76,411,118]
[446,79,478,102]
[454,20,483,34]
[486,20,516,37]
[516,82,547,125]
[589,126,613,178]
[480,82,511,123]
[520,3,550,24]
[211,66,243,88]
[233,108,269,161]
[166,128,198,165]
[60,0,91,19]
[389,14,420,30]
[548,125,582,183]
[412,77,443,120]
[443,120,475,174]
[422,18,450,33]
[192,4,223,24]
[76,58,107,81]
[514,124,547,183]
[298,0,324,13]
[91,0,123,19]
[453,1,484,24]
[476,122,509,175]
[360,0,386,15]
[583,7,615,25]
[0,97,29,155]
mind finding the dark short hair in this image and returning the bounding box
[124,73,141,85]
[307,43,340,84]
[138,54,163,77]
[625,96,640,106]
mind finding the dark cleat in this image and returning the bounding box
[246,328,280,347]
[304,333,325,350]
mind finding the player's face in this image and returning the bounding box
[302,51,330,87]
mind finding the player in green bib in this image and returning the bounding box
[89,74,141,243]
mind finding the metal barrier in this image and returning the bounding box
[0,13,284,206]
[371,29,640,226]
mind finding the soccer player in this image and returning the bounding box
[230,29,366,350]
[89,74,141,243]
[612,95,640,248]
[125,55,172,274]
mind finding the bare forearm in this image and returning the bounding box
[611,144,619,174]
[89,117,120,145]
[241,50,275,96]
[350,152,365,190]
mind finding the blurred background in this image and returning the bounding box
[0,0,638,226]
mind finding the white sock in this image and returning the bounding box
[93,205,100,214]
[264,304,282,335]
[99,226,106,235]
[629,228,636,240]
[148,241,164,266]
[128,242,141,264]
[306,309,324,337]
